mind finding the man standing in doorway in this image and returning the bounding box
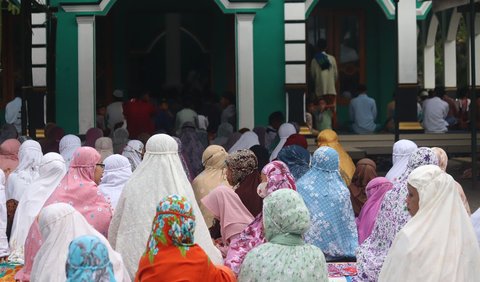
[311,39,338,108]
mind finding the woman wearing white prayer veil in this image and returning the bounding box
[108,134,222,278]
[8,153,67,264]
[227,131,260,153]
[269,123,296,161]
[121,140,144,172]
[99,154,132,211]
[59,134,81,168]
[384,139,417,183]
[30,203,130,282]
[6,140,43,201]
[0,171,8,260]
[379,165,480,282]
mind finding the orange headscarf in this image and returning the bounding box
[317,129,356,185]
[135,195,236,282]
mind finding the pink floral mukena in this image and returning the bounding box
[225,160,296,275]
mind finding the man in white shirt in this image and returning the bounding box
[422,87,449,133]
[106,89,126,131]
[5,91,22,134]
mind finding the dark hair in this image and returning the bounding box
[222,92,236,105]
[357,84,367,93]
[317,39,327,51]
[268,111,285,125]
[434,86,445,98]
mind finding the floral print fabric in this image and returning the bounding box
[225,149,258,186]
[66,235,115,282]
[296,146,358,261]
[238,189,328,282]
[355,147,438,281]
[225,161,296,275]
[277,145,311,180]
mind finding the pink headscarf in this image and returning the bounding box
[0,139,20,178]
[16,147,113,281]
[201,185,254,243]
[355,177,393,244]
[225,161,296,275]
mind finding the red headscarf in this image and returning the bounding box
[284,134,308,149]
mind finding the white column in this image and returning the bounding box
[445,10,461,89]
[468,13,480,86]
[424,15,438,89]
[165,14,181,86]
[77,16,96,134]
[397,0,417,84]
[236,14,255,130]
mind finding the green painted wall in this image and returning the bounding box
[55,12,79,134]
[253,0,285,126]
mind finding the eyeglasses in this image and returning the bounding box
[96,163,105,169]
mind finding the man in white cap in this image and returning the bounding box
[106,89,126,132]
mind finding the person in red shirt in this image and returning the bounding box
[123,91,156,139]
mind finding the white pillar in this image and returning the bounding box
[77,16,96,134]
[398,0,417,84]
[468,13,480,86]
[236,14,255,130]
[444,10,461,89]
[424,15,438,89]
[165,14,181,86]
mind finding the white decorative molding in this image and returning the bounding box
[219,0,267,10]
[416,1,431,17]
[32,28,46,45]
[444,9,461,88]
[236,14,256,130]
[285,64,306,84]
[468,14,480,86]
[285,23,306,41]
[62,0,112,13]
[77,16,96,134]
[424,15,438,89]
[32,67,47,87]
[285,2,305,21]
[285,43,306,62]
[397,0,417,84]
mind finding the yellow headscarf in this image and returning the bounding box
[317,129,355,185]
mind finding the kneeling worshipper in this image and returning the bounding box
[99,154,132,211]
[212,122,234,149]
[59,135,81,168]
[122,140,144,172]
[269,123,296,161]
[238,189,328,282]
[356,147,438,281]
[66,235,117,281]
[192,145,230,228]
[277,145,311,180]
[17,147,113,281]
[248,145,269,171]
[225,150,263,217]
[173,137,195,182]
[348,158,377,216]
[8,153,67,264]
[84,128,103,148]
[297,146,358,261]
[431,147,471,214]
[179,122,206,178]
[228,131,260,154]
[379,165,480,282]
[355,177,393,244]
[39,125,64,154]
[384,139,417,183]
[113,128,129,154]
[316,129,355,185]
[136,195,236,282]
[225,160,296,275]
[95,137,114,162]
[24,203,129,281]
[108,134,222,278]
[0,139,20,179]
[202,185,254,257]
[6,140,43,201]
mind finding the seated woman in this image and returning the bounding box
[29,203,128,281]
[348,158,377,216]
[66,235,116,281]
[202,186,254,256]
[379,165,480,281]
[296,146,358,261]
[136,195,236,282]
[238,189,328,281]
[277,145,311,180]
[225,161,296,275]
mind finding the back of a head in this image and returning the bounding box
[406,147,438,172]
[317,39,327,51]
[312,146,339,171]
[434,86,446,98]
[263,189,310,241]
[278,123,296,139]
[202,145,227,169]
[39,203,76,238]
[103,154,131,171]
[95,137,113,151]
[431,147,448,171]
[125,140,144,153]
[59,135,81,153]
[317,129,338,145]
[70,147,101,168]
[357,84,367,94]
[407,165,453,209]
[39,153,66,177]
[145,134,178,155]
[18,140,43,166]
[392,139,417,164]
[268,111,285,127]
[0,138,21,155]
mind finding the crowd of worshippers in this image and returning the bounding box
[1,113,480,281]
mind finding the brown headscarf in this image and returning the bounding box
[348,158,377,216]
[226,149,263,217]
